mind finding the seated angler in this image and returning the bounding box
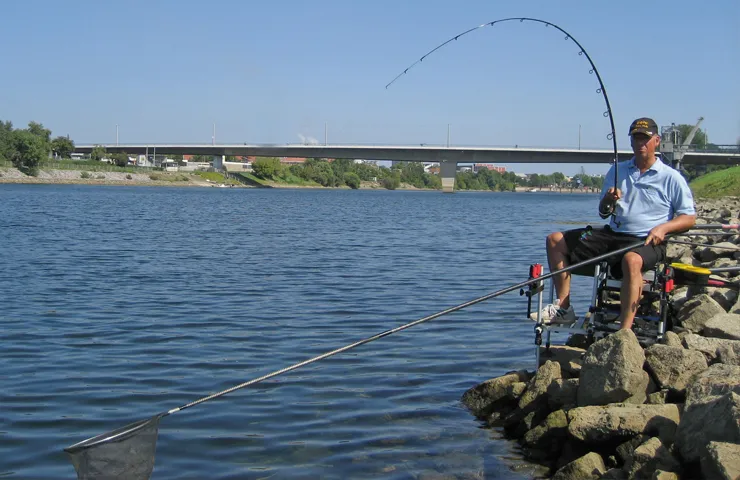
[532,117,696,329]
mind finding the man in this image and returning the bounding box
[532,117,696,330]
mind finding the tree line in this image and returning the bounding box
[250,157,604,191]
[0,120,75,175]
[251,158,442,190]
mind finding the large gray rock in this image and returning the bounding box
[652,471,679,480]
[685,363,740,407]
[709,286,739,310]
[578,329,649,406]
[518,360,562,411]
[677,294,726,333]
[644,344,708,392]
[662,331,682,348]
[701,441,740,480]
[461,370,530,417]
[623,437,681,479]
[567,404,681,445]
[506,381,527,399]
[717,344,740,366]
[539,345,584,377]
[702,242,740,262]
[548,378,579,410]
[703,313,740,340]
[647,390,669,405]
[522,409,569,452]
[616,434,649,464]
[598,468,627,480]
[551,452,606,480]
[675,392,740,463]
[712,257,740,279]
[666,243,689,261]
[682,333,740,363]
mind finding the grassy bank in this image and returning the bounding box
[689,165,740,198]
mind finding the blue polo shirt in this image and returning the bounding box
[600,157,695,237]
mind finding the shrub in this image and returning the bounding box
[343,172,361,189]
[380,173,400,190]
[80,171,91,179]
[252,157,283,179]
[126,174,132,180]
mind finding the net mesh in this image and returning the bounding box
[65,416,161,480]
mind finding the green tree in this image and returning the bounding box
[352,162,380,181]
[0,120,13,161]
[27,121,51,143]
[307,161,335,186]
[9,130,46,175]
[51,136,75,159]
[90,145,107,162]
[425,173,442,190]
[399,162,426,188]
[27,121,52,159]
[380,169,400,190]
[330,158,354,178]
[112,152,129,167]
[252,157,283,179]
[343,171,361,189]
[551,172,566,186]
[529,173,542,187]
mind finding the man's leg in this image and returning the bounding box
[546,232,571,309]
[618,251,644,330]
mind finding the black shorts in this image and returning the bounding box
[563,225,666,278]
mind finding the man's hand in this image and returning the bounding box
[646,224,670,245]
[599,188,622,218]
[604,187,622,203]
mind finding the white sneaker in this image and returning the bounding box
[530,300,577,325]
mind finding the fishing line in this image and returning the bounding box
[386,17,619,214]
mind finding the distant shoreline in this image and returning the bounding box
[0,167,600,193]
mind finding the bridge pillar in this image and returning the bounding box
[213,155,225,171]
[439,160,457,193]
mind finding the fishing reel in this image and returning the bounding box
[598,199,616,219]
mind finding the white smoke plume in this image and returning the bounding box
[298,133,319,145]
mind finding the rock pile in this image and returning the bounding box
[462,199,740,479]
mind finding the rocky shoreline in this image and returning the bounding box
[0,167,220,187]
[462,198,740,480]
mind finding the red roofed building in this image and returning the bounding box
[280,157,307,165]
[473,163,506,174]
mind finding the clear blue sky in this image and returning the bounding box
[2,0,738,174]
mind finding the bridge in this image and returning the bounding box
[74,143,740,193]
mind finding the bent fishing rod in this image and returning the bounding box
[385,17,620,216]
[65,238,648,460]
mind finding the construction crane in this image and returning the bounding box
[682,117,705,147]
[661,116,704,169]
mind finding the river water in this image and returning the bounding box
[0,185,602,479]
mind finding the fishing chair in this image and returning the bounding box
[524,260,675,365]
[577,261,674,346]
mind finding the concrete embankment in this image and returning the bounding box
[462,197,740,479]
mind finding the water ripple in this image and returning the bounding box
[0,186,600,479]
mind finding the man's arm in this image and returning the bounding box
[645,214,697,245]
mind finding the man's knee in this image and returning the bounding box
[621,252,644,272]
[547,232,566,252]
